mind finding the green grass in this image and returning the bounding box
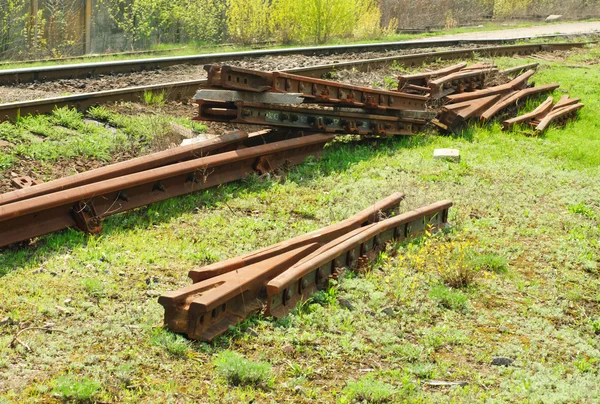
[213,350,273,387]
[51,376,101,401]
[343,376,396,403]
[1,45,600,402]
[142,90,166,107]
[0,105,198,177]
[428,284,469,311]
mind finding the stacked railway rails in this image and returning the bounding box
[0,38,590,344]
[159,194,452,341]
[0,41,591,122]
[0,42,588,248]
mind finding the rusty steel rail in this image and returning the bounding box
[436,94,503,133]
[205,65,428,112]
[0,37,592,85]
[0,131,247,207]
[480,83,560,121]
[195,100,426,137]
[429,68,497,99]
[533,103,584,132]
[0,42,591,122]
[398,62,467,88]
[0,134,333,248]
[188,192,405,282]
[444,69,535,103]
[502,96,554,131]
[267,200,452,318]
[159,198,452,341]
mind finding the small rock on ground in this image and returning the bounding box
[381,307,395,316]
[491,357,514,366]
[338,298,355,311]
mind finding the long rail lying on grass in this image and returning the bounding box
[0,132,333,248]
[159,196,452,341]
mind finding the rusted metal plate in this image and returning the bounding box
[205,65,428,112]
[266,200,453,318]
[0,134,333,248]
[480,83,560,121]
[159,244,318,341]
[188,192,405,282]
[195,100,426,137]
[0,131,248,207]
[11,176,43,190]
[502,96,554,131]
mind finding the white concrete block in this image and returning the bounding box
[434,148,460,162]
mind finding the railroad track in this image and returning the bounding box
[0,42,590,122]
[0,34,592,85]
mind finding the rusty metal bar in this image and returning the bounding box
[204,65,428,112]
[266,200,452,318]
[188,192,405,282]
[195,100,426,137]
[0,134,333,248]
[500,63,539,76]
[444,69,535,103]
[552,95,581,111]
[398,62,467,88]
[502,96,554,131]
[438,94,502,133]
[462,62,496,71]
[480,83,560,121]
[160,244,319,341]
[0,131,248,207]
[159,200,452,340]
[429,68,497,99]
[534,103,584,132]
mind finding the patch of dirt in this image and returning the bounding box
[0,86,58,103]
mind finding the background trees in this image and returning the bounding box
[0,0,598,59]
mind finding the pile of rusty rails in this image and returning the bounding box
[193,65,434,137]
[159,193,453,341]
[0,41,590,123]
[0,129,339,248]
[424,63,584,134]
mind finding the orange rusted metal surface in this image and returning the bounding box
[160,199,452,341]
[0,134,333,248]
[266,200,453,318]
[206,65,428,112]
[0,131,248,207]
[188,192,406,282]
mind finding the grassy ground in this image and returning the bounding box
[0,19,589,70]
[0,101,206,193]
[0,46,599,403]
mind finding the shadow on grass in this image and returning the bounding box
[0,133,438,275]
